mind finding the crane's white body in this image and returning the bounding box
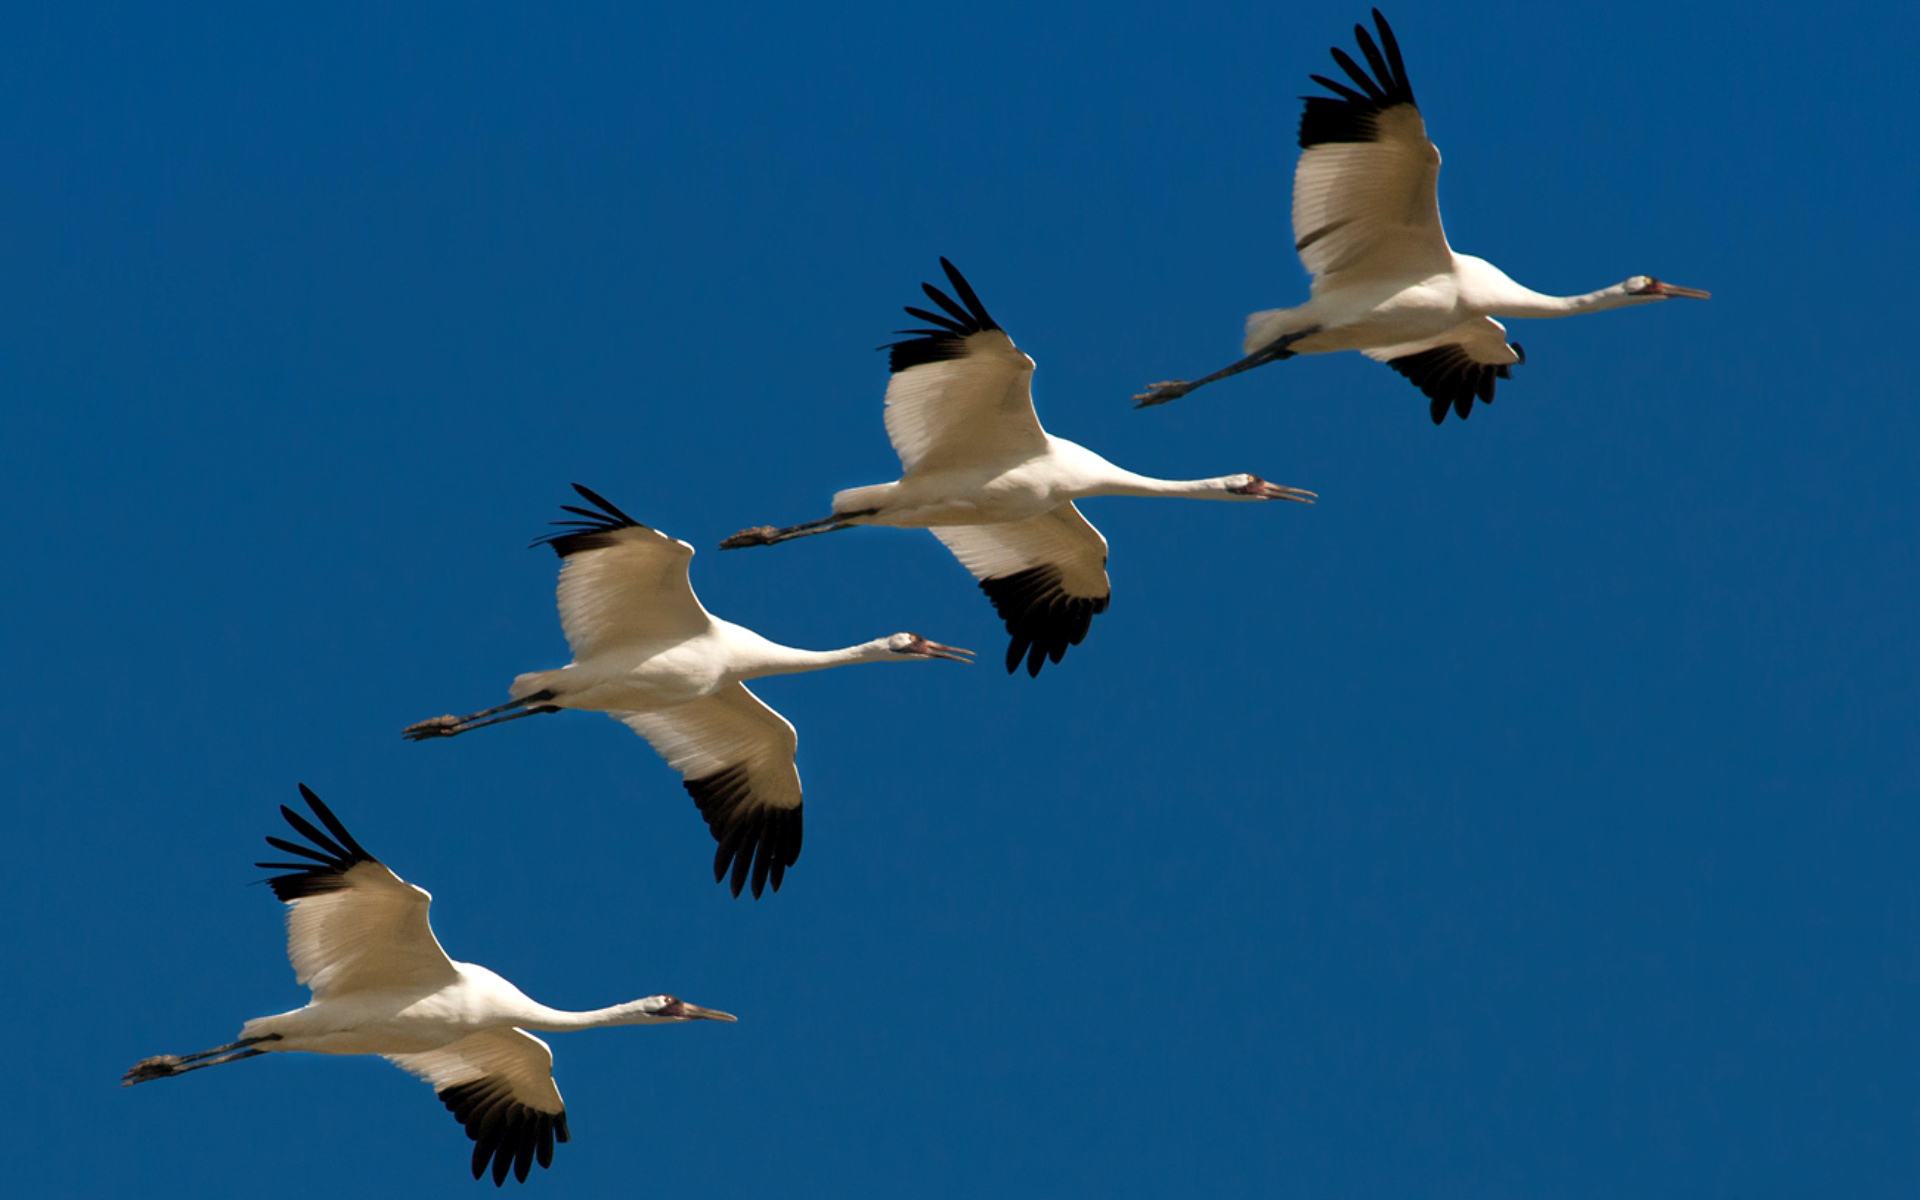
[724,259,1315,675]
[123,788,734,1185]
[830,433,1260,529]
[405,486,970,897]
[1135,9,1707,422]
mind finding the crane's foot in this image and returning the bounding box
[122,1055,185,1085]
[719,526,780,549]
[402,715,463,740]
[1132,381,1194,407]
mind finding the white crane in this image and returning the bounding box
[122,786,737,1186]
[402,485,972,898]
[720,258,1316,676]
[1132,9,1709,423]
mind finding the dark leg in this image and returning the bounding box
[122,1035,280,1085]
[403,690,560,741]
[403,702,560,741]
[720,509,879,550]
[1132,327,1321,408]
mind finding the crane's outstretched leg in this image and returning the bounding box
[403,690,561,741]
[719,509,879,550]
[122,1034,281,1085]
[1132,327,1321,407]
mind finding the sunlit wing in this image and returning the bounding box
[881,258,1049,476]
[1364,316,1523,423]
[1291,10,1451,286]
[617,683,803,899]
[254,785,458,1001]
[386,1028,571,1186]
[532,484,712,658]
[933,505,1111,677]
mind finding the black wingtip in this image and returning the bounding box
[532,484,645,557]
[979,566,1109,679]
[257,785,377,900]
[1389,345,1514,425]
[1298,8,1417,149]
[687,767,802,899]
[883,259,1003,373]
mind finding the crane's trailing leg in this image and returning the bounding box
[403,691,561,740]
[122,1034,281,1085]
[719,509,879,550]
[1132,327,1322,407]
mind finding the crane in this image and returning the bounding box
[1132,9,1709,423]
[402,485,972,898]
[121,785,737,1186]
[721,258,1316,675]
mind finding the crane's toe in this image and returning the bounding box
[122,1055,184,1085]
[719,527,778,549]
[401,715,462,741]
[1132,381,1193,407]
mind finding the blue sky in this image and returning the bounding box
[5,1,1916,1196]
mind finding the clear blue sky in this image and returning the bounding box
[5,1,1915,1196]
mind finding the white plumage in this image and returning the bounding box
[723,258,1316,675]
[1134,8,1709,423]
[403,486,971,897]
[121,786,736,1185]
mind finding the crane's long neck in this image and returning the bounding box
[723,632,898,680]
[516,999,681,1032]
[1077,467,1250,501]
[1049,440,1254,501]
[1481,281,1658,320]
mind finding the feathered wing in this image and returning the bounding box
[1291,10,1451,286]
[616,684,803,899]
[254,785,458,1001]
[933,505,1111,677]
[386,1029,571,1186]
[881,258,1049,477]
[1364,316,1524,423]
[532,484,711,661]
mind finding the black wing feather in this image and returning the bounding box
[1299,10,1419,149]
[255,785,380,902]
[686,765,803,899]
[978,565,1111,678]
[884,257,1004,373]
[533,483,647,557]
[441,1079,570,1186]
[1385,344,1523,424]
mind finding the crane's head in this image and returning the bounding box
[640,995,738,1022]
[1225,474,1318,504]
[885,632,976,662]
[1623,275,1711,300]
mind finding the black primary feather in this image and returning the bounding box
[532,483,647,557]
[255,785,379,901]
[1298,10,1418,149]
[884,257,1004,373]
[686,766,803,899]
[1384,343,1521,424]
[977,565,1110,678]
[440,1078,570,1186]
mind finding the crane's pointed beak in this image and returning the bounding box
[661,1000,738,1022]
[1230,478,1318,504]
[914,639,976,663]
[1654,281,1711,299]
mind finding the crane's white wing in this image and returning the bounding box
[617,683,803,899]
[881,258,1049,477]
[1291,11,1450,286]
[254,786,458,1001]
[1364,316,1523,424]
[386,1028,570,1185]
[533,484,711,660]
[933,505,1111,677]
